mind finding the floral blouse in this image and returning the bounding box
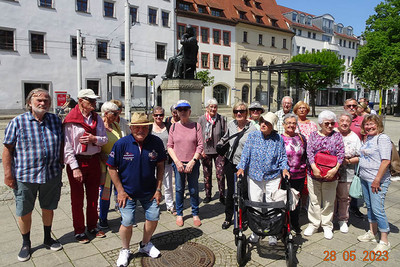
[295,120,318,141]
[282,134,307,180]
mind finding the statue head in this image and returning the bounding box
[185,26,195,37]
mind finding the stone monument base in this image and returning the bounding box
[160,79,203,117]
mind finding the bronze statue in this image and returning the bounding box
[162,26,198,79]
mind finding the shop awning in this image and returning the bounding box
[342,88,357,92]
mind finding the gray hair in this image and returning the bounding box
[101,101,119,116]
[283,113,298,124]
[282,96,293,104]
[318,110,337,124]
[206,98,218,107]
[338,112,353,124]
[26,88,51,111]
[170,104,177,112]
[153,106,165,114]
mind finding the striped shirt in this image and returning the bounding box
[3,112,64,184]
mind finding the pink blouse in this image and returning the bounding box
[295,120,318,141]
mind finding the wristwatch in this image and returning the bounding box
[193,158,198,163]
[156,188,162,193]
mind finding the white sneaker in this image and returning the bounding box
[357,230,378,243]
[323,228,333,240]
[304,225,317,236]
[116,249,131,267]
[139,241,161,258]
[338,221,349,233]
[268,236,277,246]
[248,233,260,243]
[373,241,391,253]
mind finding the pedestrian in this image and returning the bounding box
[64,89,108,243]
[275,96,293,134]
[198,98,227,204]
[167,100,203,227]
[248,101,265,130]
[110,99,131,137]
[61,94,78,114]
[3,89,64,261]
[107,112,166,266]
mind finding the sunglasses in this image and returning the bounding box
[83,97,96,103]
[346,104,357,108]
[177,108,189,112]
[250,109,262,112]
[153,114,164,117]
[323,122,335,126]
[108,111,119,116]
[233,110,246,114]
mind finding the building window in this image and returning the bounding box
[347,28,353,36]
[343,40,346,47]
[198,5,206,13]
[104,1,114,17]
[156,44,166,60]
[312,33,316,39]
[223,31,230,46]
[213,29,220,44]
[240,57,248,71]
[161,11,169,27]
[178,3,190,11]
[322,18,333,34]
[296,46,300,54]
[283,38,287,49]
[271,36,275,47]
[87,80,100,95]
[0,29,14,51]
[292,12,297,22]
[339,39,342,46]
[243,31,247,43]
[244,0,251,7]
[271,19,278,27]
[120,81,125,97]
[211,9,221,17]
[255,2,262,9]
[256,59,263,67]
[201,53,209,68]
[297,29,302,36]
[177,24,186,39]
[148,8,157,25]
[302,47,306,54]
[130,7,137,23]
[71,36,85,57]
[306,16,312,25]
[312,48,315,53]
[337,25,343,34]
[201,28,209,43]
[223,55,230,70]
[76,0,88,12]
[255,16,263,24]
[300,14,305,24]
[348,56,351,65]
[308,31,311,38]
[31,33,45,54]
[349,41,352,48]
[322,35,331,42]
[97,40,108,59]
[213,54,220,69]
[39,0,52,8]
[352,42,355,49]
[120,43,125,61]
[239,11,246,20]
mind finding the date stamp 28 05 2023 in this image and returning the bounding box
[323,250,389,262]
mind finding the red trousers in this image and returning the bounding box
[67,155,101,234]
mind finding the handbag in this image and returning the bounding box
[311,150,338,181]
[216,125,248,157]
[349,165,363,198]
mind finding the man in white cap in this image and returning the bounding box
[107,113,166,266]
[64,89,108,244]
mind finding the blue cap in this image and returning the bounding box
[176,100,191,108]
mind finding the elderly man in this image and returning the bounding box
[3,89,64,261]
[64,89,108,244]
[248,101,265,130]
[107,113,166,266]
[275,96,293,134]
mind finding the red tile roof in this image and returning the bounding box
[335,32,359,41]
[278,5,315,17]
[206,0,224,10]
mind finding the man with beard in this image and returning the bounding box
[3,89,64,261]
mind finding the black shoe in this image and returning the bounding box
[219,196,225,205]
[203,197,212,203]
[18,244,31,262]
[350,207,364,218]
[222,220,231,229]
[99,219,109,229]
[75,233,90,244]
[44,238,63,251]
[293,226,302,235]
[242,221,248,231]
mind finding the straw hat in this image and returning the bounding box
[260,112,278,130]
[129,112,152,126]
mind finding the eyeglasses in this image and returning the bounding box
[82,97,96,103]
[345,104,357,108]
[323,122,335,126]
[108,111,119,116]
[233,110,246,114]
[153,114,164,117]
[285,122,297,126]
[250,109,262,113]
[177,108,189,112]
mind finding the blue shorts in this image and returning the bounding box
[14,175,62,217]
[119,197,160,227]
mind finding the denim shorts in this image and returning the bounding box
[120,197,160,227]
[14,176,62,217]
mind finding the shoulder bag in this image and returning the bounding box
[310,150,339,181]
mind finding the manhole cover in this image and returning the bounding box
[141,242,215,267]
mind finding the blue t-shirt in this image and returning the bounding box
[107,134,166,199]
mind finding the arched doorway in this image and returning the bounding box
[242,85,249,103]
[213,84,228,105]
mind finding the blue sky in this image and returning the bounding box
[277,0,383,36]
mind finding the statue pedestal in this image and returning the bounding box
[161,79,203,117]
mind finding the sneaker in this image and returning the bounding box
[88,228,106,238]
[350,207,364,218]
[17,244,31,262]
[323,228,333,240]
[339,221,349,233]
[117,248,132,267]
[357,230,378,243]
[268,236,278,246]
[249,232,260,243]
[304,225,317,236]
[203,197,212,203]
[43,238,63,251]
[98,219,109,229]
[373,241,391,253]
[75,233,90,244]
[139,241,161,258]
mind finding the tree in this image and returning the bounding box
[195,70,214,87]
[288,50,345,117]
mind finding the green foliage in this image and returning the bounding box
[288,50,345,116]
[195,70,215,87]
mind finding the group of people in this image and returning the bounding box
[3,89,393,266]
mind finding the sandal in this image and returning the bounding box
[167,207,177,216]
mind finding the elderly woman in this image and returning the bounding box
[110,99,131,137]
[218,102,257,230]
[167,100,203,227]
[304,110,344,240]
[151,106,175,214]
[237,112,289,245]
[357,102,371,117]
[336,113,361,233]
[98,102,122,228]
[357,115,392,252]
[165,104,180,130]
[293,101,318,141]
[281,113,307,234]
[198,98,227,204]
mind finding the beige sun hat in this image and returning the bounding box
[261,112,278,130]
[129,112,152,126]
[77,89,100,99]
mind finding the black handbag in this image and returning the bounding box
[216,125,249,157]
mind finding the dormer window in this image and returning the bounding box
[306,16,312,26]
[337,25,343,33]
[255,15,263,24]
[211,8,222,17]
[178,3,190,11]
[347,28,353,36]
[255,1,262,9]
[300,14,305,24]
[239,11,247,20]
[197,5,206,14]
[244,0,251,7]
[271,19,278,27]
[292,12,297,22]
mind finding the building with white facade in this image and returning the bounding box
[0,0,175,111]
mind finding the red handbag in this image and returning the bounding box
[311,151,338,181]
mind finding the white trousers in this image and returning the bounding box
[247,176,281,203]
[163,163,174,209]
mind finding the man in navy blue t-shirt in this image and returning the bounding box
[107,113,166,266]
